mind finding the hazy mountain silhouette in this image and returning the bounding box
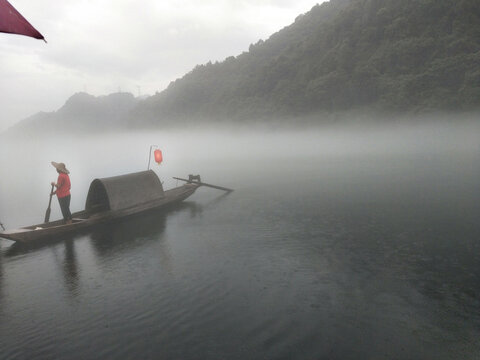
[5,92,140,135]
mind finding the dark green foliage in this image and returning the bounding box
[132,0,480,125]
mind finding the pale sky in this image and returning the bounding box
[0,0,325,131]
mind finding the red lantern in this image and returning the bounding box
[154,149,163,164]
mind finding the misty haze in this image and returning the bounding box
[2,121,480,359]
[1,0,480,359]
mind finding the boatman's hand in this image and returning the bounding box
[51,181,55,186]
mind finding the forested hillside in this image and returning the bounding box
[132,0,480,126]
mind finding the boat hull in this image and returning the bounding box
[0,184,198,243]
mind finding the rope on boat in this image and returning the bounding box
[0,219,5,231]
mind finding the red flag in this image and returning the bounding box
[0,0,45,41]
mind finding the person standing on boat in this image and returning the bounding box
[51,162,72,224]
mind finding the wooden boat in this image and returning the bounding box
[0,170,231,243]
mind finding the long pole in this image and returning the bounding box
[173,177,234,193]
[147,145,158,170]
[44,184,55,223]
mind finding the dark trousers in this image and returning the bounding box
[58,195,72,221]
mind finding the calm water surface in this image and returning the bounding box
[1,126,479,359]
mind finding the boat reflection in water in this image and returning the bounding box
[63,239,79,297]
[89,207,169,257]
[46,238,80,299]
[4,200,204,300]
[0,251,3,304]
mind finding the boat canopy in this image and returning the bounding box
[85,170,165,212]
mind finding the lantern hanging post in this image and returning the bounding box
[147,145,158,170]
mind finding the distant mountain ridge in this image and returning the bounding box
[6,92,140,135]
[5,0,480,134]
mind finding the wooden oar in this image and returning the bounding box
[173,177,234,193]
[44,184,55,223]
